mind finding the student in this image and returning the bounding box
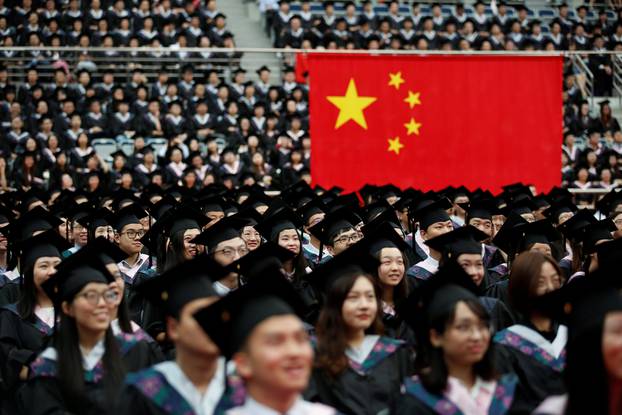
[17,252,161,415]
[306,246,414,414]
[366,222,415,344]
[534,271,622,414]
[308,207,362,261]
[191,216,250,296]
[0,231,69,414]
[298,198,329,266]
[406,198,454,282]
[193,270,338,415]
[493,251,567,413]
[113,204,153,282]
[117,254,242,415]
[395,262,520,414]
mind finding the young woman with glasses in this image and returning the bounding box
[16,255,162,415]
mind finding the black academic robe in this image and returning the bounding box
[306,336,414,415]
[394,373,520,415]
[0,304,53,415]
[493,324,567,414]
[382,312,416,347]
[16,332,163,415]
[0,279,21,307]
[115,363,245,415]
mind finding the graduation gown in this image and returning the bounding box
[0,273,21,306]
[17,332,164,415]
[116,360,246,415]
[0,303,53,415]
[493,324,567,414]
[306,336,414,415]
[394,373,519,415]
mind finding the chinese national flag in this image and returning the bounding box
[308,54,563,194]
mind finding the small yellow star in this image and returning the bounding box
[388,137,404,155]
[404,91,422,109]
[326,78,377,130]
[404,118,422,135]
[388,72,405,90]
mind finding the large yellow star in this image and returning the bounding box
[388,72,405,90]
[326,78,377,130]
[404,118,422,135]
[388,137,404,155]
[404,91,422,109]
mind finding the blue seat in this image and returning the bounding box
[374,5,388,14]
[91,138,118,161]
[290,4,301,12]
[526,8,535,17]
[538,9,557,19]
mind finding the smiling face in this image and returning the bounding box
[278,229,300,255]
[183,228,201,260]
[377,247,404,288]
[430,301,491,368]
[33,256,62,293]
[457,253,485,286]
[235,315,312,395]
[342,276,378,332]
[62,282,113,334]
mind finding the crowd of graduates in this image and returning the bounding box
[0,179,622,414]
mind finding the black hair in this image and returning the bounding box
[17,266,37,321]
[418,298,497,395]
[565,323,609,415]
[55,304,125,412]
[163,229,190,272]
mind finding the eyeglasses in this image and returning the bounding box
[213,246,250,259]
[120,229,145,239]
[333,233,361,245]
[450,322,491,336]
[78,289,119,306]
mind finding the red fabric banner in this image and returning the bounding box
[308,54,563,194]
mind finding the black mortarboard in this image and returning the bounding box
[193,270,306,358]
[19,188,49,212]
[135,254,228,318]
[491,212,529,254]
[425,225,489,259]
[77,207,115,231]
[147,194,179,220]
[365,221,410,256]
[255,207,302,242]
[596,189,622,216]
[226,241,295,280]
[191,216,248,252]
[197,195,226,213]
[557,209,598,242]
[361,207,402,236]
[42,250,115,307]
[297,198,327,226]
[576,219,616,254]
[308,207,360,246]
[542,199,578,224]
[410,197,452,230]
[110,150,128,160]
[16,230,70,272]
[113,204,147,232]
[511,219,562,252]
[7,206,62,243]
[464,199,496,222]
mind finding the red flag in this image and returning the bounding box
[308,54,563,194]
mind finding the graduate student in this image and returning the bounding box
[306,242,414,414]
[395,262,521,414]
[17,251,161,415]
[493,251,567,413]
[116,254,242,415]
[534,269,622,415]
[193,270,338,415]
[0,230,69,414]
[406,198,454,282]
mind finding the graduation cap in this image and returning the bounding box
[505,193,538,216]
[596,189,622,216]
[361,206,402,237]
[363,199,394,224]
[308,207,361,246]
[409,197,452,230]
[19,188,49,213]
[464,199,496,222]
[191,216,248,252]
[557,209,598,242]
[254,207,302,242]
[297,197,327,226]
[506,219,562,254]
[112,204,148,232]
[193,269,307,359]
[256,65,271,75]
[147,194,179,220]
[491,212,529,255]
[110,150,128,160]
[41,248,116,307]
[595,237,622,272]
[6,206,63,243]
[135,254,228,318]
[226,241,296,280]
[542,199,578,224]
[575,219,616,254]
[197,195,226,213]
[365,221,410,256]
[0,204,15,227]
[425,225,489,259]
[15,229,70,272]
[77,207,115,233]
